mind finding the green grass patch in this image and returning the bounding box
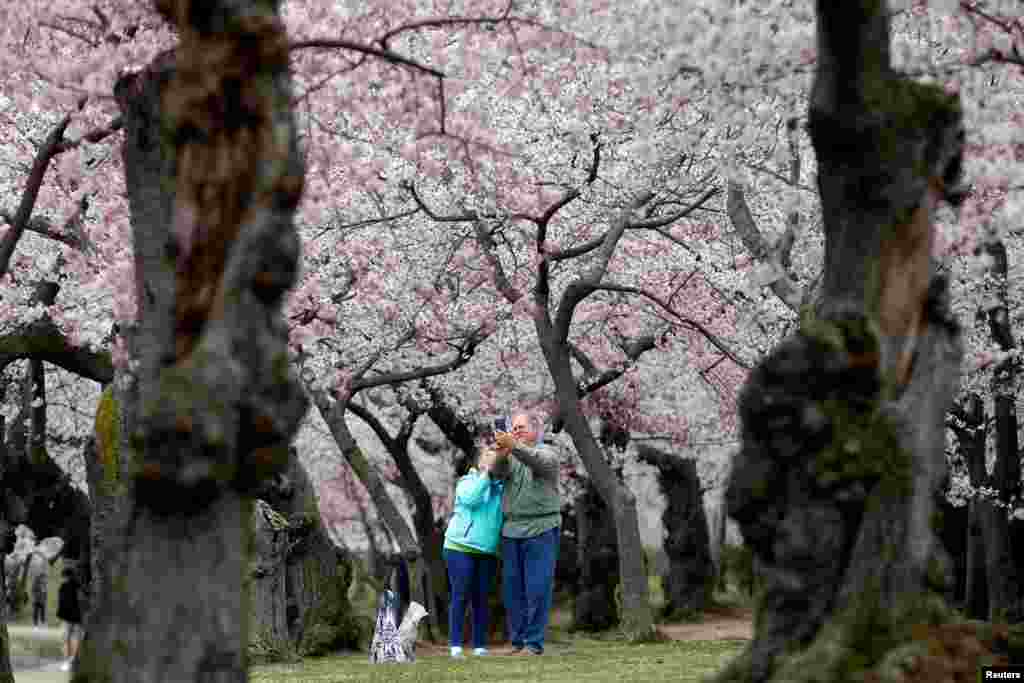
[251,637,743,683]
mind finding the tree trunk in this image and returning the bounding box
[979,224,1024,623]
[979,396,1024,622]
[306,390,430,623]
[539,336,654,640]
[555,503,580,601]
[391,446,446,641]
[934,490,967,609]
[250,501,291,658]
[249,455,358,658]
[571,483,620,632]
[77,2,308,679]
[0,510,11,683]
[721,4,965,681]
[277,457,358,655]
[0,624,11,683]
[637,446,713,618]
[957,393,990,620]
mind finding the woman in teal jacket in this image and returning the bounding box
[443,448,504,657]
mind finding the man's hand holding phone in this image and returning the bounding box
[493,416,514,454]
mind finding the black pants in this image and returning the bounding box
[33,600,46,625]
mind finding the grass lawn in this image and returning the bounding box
[251,638,745,683]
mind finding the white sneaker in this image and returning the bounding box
[473,647,488,656]
[59,660,72,672]
[450,646,464,658]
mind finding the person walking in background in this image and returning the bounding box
[57,565,83,672]
[443,448,504,658]
[494,411,561,656]
[29,551,48,628]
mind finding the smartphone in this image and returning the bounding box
[493,416,510,433]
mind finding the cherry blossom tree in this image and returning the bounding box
[51,0,310,679]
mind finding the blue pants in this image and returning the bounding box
[444,549,497,649]
[502,527,559,653]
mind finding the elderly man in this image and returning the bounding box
[494,411,560,655]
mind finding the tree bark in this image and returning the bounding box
[571,483,620,632]
[305,388,430,627]
[721,3,965,681]
[538,332,655,639]
[637,445,713,618]
[77,2,308,680]
[249,454,358,657]
[979,226,1024,623]
[956,393,990,619]
[979,396,1024,622]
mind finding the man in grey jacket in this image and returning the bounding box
[494,412,560,655]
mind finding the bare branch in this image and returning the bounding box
[349,328,487,393]
[290,39,445,78]
[592,282,751,369]
[312,207,420,242]
[403,181,479,222]
[627,186,720,231]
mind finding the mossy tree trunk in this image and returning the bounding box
[722,3,964,682]
[250,454,357,656]
[637,445,713,619]
[76,2,308,681]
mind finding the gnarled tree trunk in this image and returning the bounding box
[76,2,308,681]
[637,445,713,618]
[721,4,966,681]
[249,454,358,658]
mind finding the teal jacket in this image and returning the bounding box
[444,469,504,555]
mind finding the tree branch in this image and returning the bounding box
[591,283,751,369]
[290,39,445,78]
[0,319,114,383]
[347,400,397,452]
[349,328,486,393]
[472,220,523,304]
[577,334,659,396]
[552,193,652,343]
[626,186,720,231]
[726,181,802,313]
[0,100,85,277]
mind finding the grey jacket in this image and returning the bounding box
[499,441,561,539]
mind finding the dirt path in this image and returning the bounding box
[656,606,753,642]
[415,605,753,657]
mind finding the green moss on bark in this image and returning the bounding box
[814,399,910,497]
[298,553,361,656]
[94,386,126,495]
